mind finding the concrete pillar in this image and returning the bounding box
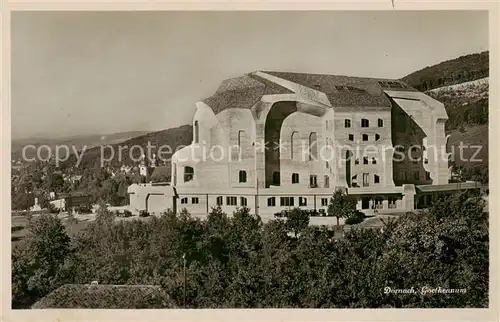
[382,198,389,210]
[383,146,395,186]
[255,122,266,189]
[356,198,362,210]
[402,184,416,211]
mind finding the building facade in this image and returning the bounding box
[129,71,457,217]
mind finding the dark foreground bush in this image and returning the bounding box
[13,192,488,309]
[345,211,366,225]
[139,210,150,217]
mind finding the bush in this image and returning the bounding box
[74,205,92,214]
[123,210,133,217]
[345,211,366,225]
[139,210,150,217]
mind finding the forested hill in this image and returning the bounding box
[63,124,193,170]
[401,51,489,91]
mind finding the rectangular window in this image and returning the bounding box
[226,196,237,206]
[361,119,369,127]
[321,198,329,207]
[345,119,351,128]
[280,197,294,207]
[426,171,431,180]
[267,197,276,207]
[413,171,420,181]
[272,171,280,185]
[324,175,330,188]
[191,197,199,204]
[362,134,368,141]
[348,134,354,141]
[184,166,194,182]
[240,197,247,207]
[378,119,383,127]
[363,157,368,165]
[292,173,299,184]
[375,134,380,141]
[299,197,307,206]
[400,172,406,181]
[374,174,380,184]
[239,170,247,183]
[181,197,188,204]
[363,173,369,187]
[216,196,223,206]
[309,175,317,187]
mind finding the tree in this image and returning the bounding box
[151,168,170,183]
[48,173,65,192]
[286,208,310,238]
[12,190,34,211]
[12,214,71,308]
[327,188,357,227]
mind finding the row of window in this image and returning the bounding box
[348,133,381,142]
[399,171,431,181]
[291,173,330,188]
[351,173,380,186]
[354,157,378,165]
[345,118,384,128]
[267,196,330,207]
[216,196,248,206]
[180,196,338,208]
[181,197,199,205]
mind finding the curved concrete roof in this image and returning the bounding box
[201,71,419,115]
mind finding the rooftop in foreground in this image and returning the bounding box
[31,284,176,309]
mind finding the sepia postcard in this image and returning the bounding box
[1,2,499,321]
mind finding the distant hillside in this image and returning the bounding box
[401,51,489,91]
[428,77,488,131]
[64,124,193,170]
[11,130,149,161]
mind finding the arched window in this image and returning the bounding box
[309,132,317,161]
[216,196,223,206]
[291,131,298,159]
[239,170,247,183]
[184,166,194,182]
[372,157,377,164]
[292,173,299,184]
[378,119,383,127]
[361,119,369,127]
[345,119,351,128]
[194,120,199,143]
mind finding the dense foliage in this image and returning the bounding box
[13,191,488,309]
[401,51,488,91]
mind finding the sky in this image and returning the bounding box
[11,10,489,139]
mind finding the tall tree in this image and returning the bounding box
[327,188,357,227]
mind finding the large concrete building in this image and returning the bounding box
[128,71,473,218]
